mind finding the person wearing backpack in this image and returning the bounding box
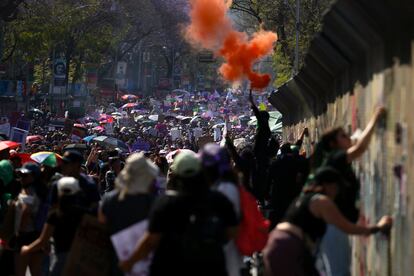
[200,143,243,276]
[119,151,239,276]
[263,167,392,276]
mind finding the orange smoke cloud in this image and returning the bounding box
[186,0,278,89]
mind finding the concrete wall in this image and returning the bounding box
[269,1,414,275]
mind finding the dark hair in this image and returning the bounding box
[311,127,344,171]
[303,167,340,194]
[259,111,270,121]
[176,172,209,196]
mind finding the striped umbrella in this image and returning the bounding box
[30,152,62,167]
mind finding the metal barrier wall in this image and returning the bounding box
[269,1,414,275]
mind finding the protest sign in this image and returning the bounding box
[111,220,151,276]
[170,128,181,141]
[10,127,28,150]
[0,123,10,137]
[62,215,112,276]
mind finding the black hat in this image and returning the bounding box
[314,166,341,184]
[16,162,41,176]
[62,150,84,164]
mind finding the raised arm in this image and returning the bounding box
[249,90,260,118]
[310,195,392,235]
[347,106,386,162]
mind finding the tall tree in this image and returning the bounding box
[231,0,333,86]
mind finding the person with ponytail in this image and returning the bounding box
[311,106,386,276]
[263,167,392,276]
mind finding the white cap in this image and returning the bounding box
[57,177,80,196]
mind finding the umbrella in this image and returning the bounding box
[29,108,44,115]
[0,141,20,151]
[86,122,98,127]
[176,116,192,123]
[73,123,86,129]
[92,126,105,133]
[212,123,225,129]
[26,135,43,144]
[30,152,62,167]
[92,136,129,152]
[134,115,145,121]
[10,153,33,164]
[141,120,157,127]
[148,115,159,121]
[64,144,88,151]
[111,112,123,118]
[248,111,283,134]
[99,114,114,121]
[83,135,97,143]
[122,103,138,109]
[121,94,138,101]
[166,149,194,164]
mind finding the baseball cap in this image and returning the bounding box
[62,150,84,164]
[171,151,201,178]
[16,162,41,176]
[57,177,81,196]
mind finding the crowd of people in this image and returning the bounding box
[0,88,392,276]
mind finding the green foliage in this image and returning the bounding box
[231,0,333,87]
[272,44,292,87]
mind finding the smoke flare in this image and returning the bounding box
[185,0,278,89]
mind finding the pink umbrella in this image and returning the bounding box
[92,126,105,133]
[26,135,43,144]
[121,94,138,101]
[122,103,138,109]
[73,123,86,129]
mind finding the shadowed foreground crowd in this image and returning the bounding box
[0,93,392,276]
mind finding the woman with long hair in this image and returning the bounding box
[263,167,392,276]
[311,106,385,275]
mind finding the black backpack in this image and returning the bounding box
[179,202,227,265]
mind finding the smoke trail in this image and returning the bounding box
[185,0,278,89]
